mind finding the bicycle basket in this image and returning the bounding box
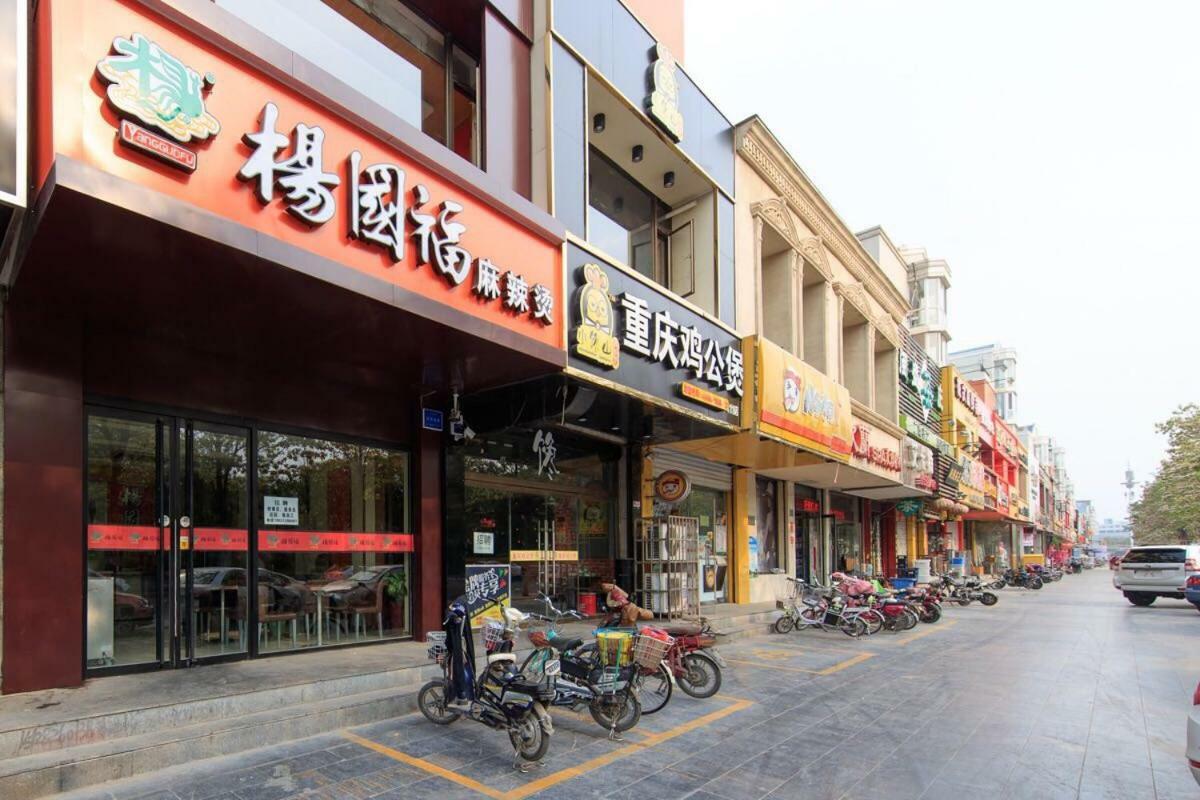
[426,643,448,663]
[595,631,633,667]
[481,620,506,652]
[631,631,674,668]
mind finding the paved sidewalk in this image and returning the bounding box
[56,570,1200,800]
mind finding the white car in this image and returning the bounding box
[1113,544,1200,606]
[1190,679,1200,787]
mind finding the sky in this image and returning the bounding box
[684,0,1200,523]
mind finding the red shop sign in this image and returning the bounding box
[257,531,414,553]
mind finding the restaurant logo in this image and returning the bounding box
[654,469,692,504]
[645,43,683,142]
[96,34,219,171]
[782,368,802,413]
[574,263,620,368]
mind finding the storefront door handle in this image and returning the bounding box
[179,516,192,528]
[160,515,171,527]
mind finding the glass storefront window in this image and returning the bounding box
[830,493,862,574]
[672,487,728,601]
[256,431,411,650]
[754,477,781,574]
[86,416,163,668]
[461,430,616,615]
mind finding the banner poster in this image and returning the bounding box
[465,564,510,622]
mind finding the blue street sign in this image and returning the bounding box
[422,408,444,432]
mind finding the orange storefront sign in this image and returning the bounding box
[38,0,562,353]
[751,337,852,462]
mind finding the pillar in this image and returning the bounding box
[729,468,754,603]
[415,423,444,641]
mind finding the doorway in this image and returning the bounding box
[86,410,251,671]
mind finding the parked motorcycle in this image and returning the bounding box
[417,599,554,763]
[933,573,999,606]
[774,578,869,637]
[595,608,726,701]
[1001,567,1043,590]
[894,586,943,623]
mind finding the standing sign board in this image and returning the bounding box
[464,564,509,622]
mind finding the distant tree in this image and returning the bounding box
[1130,404,1200,544]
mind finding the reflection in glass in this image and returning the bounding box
[86,416,162,668]
[256,431,411,650]
[186,424,249,660]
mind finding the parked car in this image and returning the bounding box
[321,565,406,609]
[1186,574,1200,614]
[1113,545,1200,606]
[1189,679,1200,787]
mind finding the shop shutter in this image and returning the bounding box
[650,448,733,490]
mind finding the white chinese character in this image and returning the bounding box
[533,429,559,478]
[348,151,405,262]
[531,284,554,325]
[702,339,725,385]
[473,257,502,301]
[619,293,652,356]
[238,102,340,225]
[504,272,530,313]
[678,326,704,374]
[409,185,472,285]
[724,345,744,396]
[653,310,681,367]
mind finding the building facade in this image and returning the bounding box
[4,0,575,693]
[951,344,1018,422]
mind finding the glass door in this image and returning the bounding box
[179,420,251,664]
[87,411,251,672]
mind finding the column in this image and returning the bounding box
[728,468,754,603]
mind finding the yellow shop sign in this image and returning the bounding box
[752,338,852,463]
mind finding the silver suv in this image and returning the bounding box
[1113,545,1200,606]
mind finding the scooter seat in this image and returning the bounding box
[555,638,583,653]
[640,621,702,637]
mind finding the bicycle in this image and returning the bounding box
[774,578,868,637]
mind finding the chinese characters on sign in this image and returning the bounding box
[851,424,902,473]
[464,565,510,621]
[236,102,552,326]
[572,262,743,398]
[532,429,558,479]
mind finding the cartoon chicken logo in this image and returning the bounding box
[574,263,620,369]
[783,367,802,413]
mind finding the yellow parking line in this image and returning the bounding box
[343,695,755,800]
[508,697,752,799]
[893,619,955,645]
[725,650,876,676]
[724,657,819,674]
[341,731,506,799]
[815,653,873,674]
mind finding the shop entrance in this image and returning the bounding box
[86,410,252,671]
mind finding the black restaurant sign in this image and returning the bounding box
[567,243,741,424]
